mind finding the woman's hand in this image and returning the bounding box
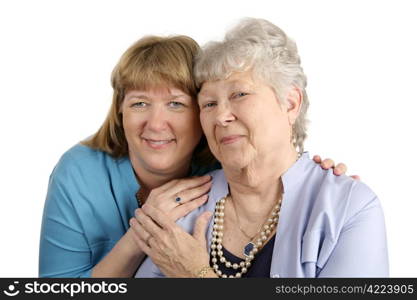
[128,176,212,263]
[313,155,360,180]
[131,205,214,277]
[140,175,212,221]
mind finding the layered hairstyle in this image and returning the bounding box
[83,35,214,165]
[194,18,309,153]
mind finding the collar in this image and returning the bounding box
[281,152,311,194]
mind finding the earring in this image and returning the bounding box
[290,125,296,146]
[291,124,301,158]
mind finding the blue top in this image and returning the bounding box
[135,153,389,277]
[39,144,217,277]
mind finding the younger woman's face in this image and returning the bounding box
[122,86,202,175]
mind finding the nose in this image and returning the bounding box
[215,102,236,127]
[146,106,168,132]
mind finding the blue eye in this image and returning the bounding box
[202,102,216,109]
[131,102,147,108]
[168,101,185,108]
[233,92,249,99]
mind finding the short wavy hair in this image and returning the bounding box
[83,35,214,165]
[194,18,309,153]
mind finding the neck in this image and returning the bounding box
[224,146,298,223]
[129,155,191,191]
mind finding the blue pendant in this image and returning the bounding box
[244,242,255,257]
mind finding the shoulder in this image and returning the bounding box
[300,158,377,209]
[44,144,135,235]
[51,144,120,182]
[313,165,379,221]
[56,143,110,168]
[47,144,125,206]
[345,179,380,220]
[299,159,381,235]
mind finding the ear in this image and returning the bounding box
[286,86,303,125]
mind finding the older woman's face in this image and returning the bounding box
[198,71,293,169]
[122,86,202,174]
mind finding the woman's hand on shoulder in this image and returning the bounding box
[144,175,212,221]
[313,155,360,180]
[128,175,212,259]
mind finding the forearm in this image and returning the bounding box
[91,228,146,278]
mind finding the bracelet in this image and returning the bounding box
[196,266,213,278]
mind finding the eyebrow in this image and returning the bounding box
[197,92,211,102]
[168,94,190,100]
[228,80,254,89]
[197,80,254,99]
[125,93,190,101]
[125,93,150,100]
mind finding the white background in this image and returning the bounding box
[0,0,416,277]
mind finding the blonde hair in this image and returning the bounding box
[83,35,215,165]
[195,18,309,153]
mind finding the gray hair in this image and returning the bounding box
[194,18,309,153]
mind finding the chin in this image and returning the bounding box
[220,157,250,170]
[144,159,177,174]
[218,149,253,168]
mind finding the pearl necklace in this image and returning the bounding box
[210,195,282,278]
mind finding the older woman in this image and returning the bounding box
[134,18,388,278]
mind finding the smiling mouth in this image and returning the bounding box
[220,135,244,145]
[142,138,175,149]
